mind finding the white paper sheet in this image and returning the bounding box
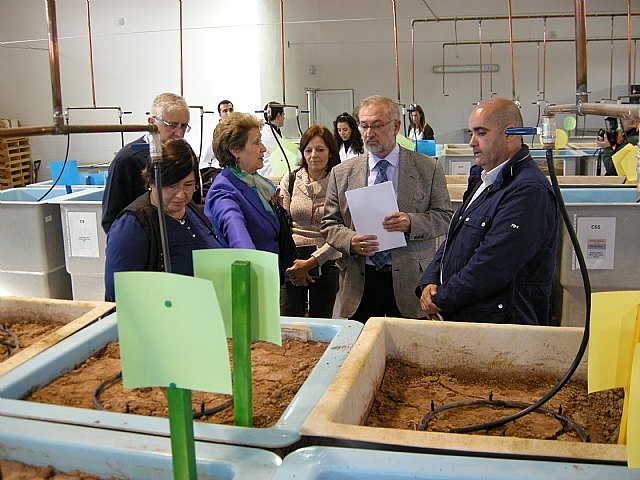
[67,211,100,258]
[344,181,407,252]
[574,216,616,270]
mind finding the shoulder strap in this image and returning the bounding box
[287,169,297,198]
[124,194,163,272]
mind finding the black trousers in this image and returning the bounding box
[350,265,402,323]
[280,264,339,318]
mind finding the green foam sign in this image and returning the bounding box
[114,271,232,393]
[193,248,281,346]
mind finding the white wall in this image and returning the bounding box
[0,0,638,179]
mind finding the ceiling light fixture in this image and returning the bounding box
[432,64,499,74]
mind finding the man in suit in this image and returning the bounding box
[416,98,559,325]
[321,95,453,322]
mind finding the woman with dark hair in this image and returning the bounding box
[408,104,435,141]
[104,139,221,301]
[278,125,342,317]
[204,111,282,257]
[333,112,364,161]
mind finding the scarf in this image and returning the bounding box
[230,165,276,216]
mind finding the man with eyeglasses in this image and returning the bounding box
[322,95,453,322]
[102,92,190,233]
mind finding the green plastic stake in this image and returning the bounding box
[166,384,197,480]
[232,260,253,426]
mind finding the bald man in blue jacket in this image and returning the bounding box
[416,98,559,325]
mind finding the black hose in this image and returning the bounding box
[92,370,233,418]
[437,148,592,435]
[419,398,590,441]
[270,123,292,174]
[295,114,304,137]
[92,370,122,410]
[36,132,71,202]
[192,398,234,419]
[197,110,205,200]
[0,324,20,355]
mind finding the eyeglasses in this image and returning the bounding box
[163,181,197,196]
[153,116,191,133]
[358,120,394,132]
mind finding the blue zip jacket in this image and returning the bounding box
[416,145,559,325]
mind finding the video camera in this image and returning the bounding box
[597,116,619,146]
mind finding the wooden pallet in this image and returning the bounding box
[0,136,33,189]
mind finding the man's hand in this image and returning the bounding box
[420,283,441,316]
[350,234,378,257]
[595,135,611,150]
[382,212,410,233]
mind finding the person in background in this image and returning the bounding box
[322,95,453,323]
[595,116,639,176]
[279,125,342,318]
[258,101,285,177]
[199,99,234,201]
[199,99,235,170]
[102,92,190,233]
[204,112,282,269]
[416,98,559,326]
[333,112,365,161]
[407,104,435,141]
[104,139,221,302]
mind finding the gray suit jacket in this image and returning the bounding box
[321,146,453,319]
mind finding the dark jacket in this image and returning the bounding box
[104,192,220,301]
[101,136,149,233]
[124,193,217,272]
[416,145,559,325]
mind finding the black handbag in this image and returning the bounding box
[274,204,299,273]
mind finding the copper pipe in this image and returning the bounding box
[412,12,636,24]
[535,42,541,98]
[392,0,401,105]
[410,11,639,104]
[628,0,632,96]
[443,36,639,48]
[0,123,154,139]
[608,16,615,100]
[65,106,127,111]
[507,0,516,102]
[546,102,640,119]
[441,44,448,96]
[280,0,286,103]
[86,0,96,107]
[179,0,184,96]
[574,0,588,104]
[542,18,547,101]
[45,0,63,127]
[635,40,638,87]
[411,22,416,102]
[0,0,153,140]
[478,20,483,102]
[489,43,494,96]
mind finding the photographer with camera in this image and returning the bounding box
[595,116,639,176]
